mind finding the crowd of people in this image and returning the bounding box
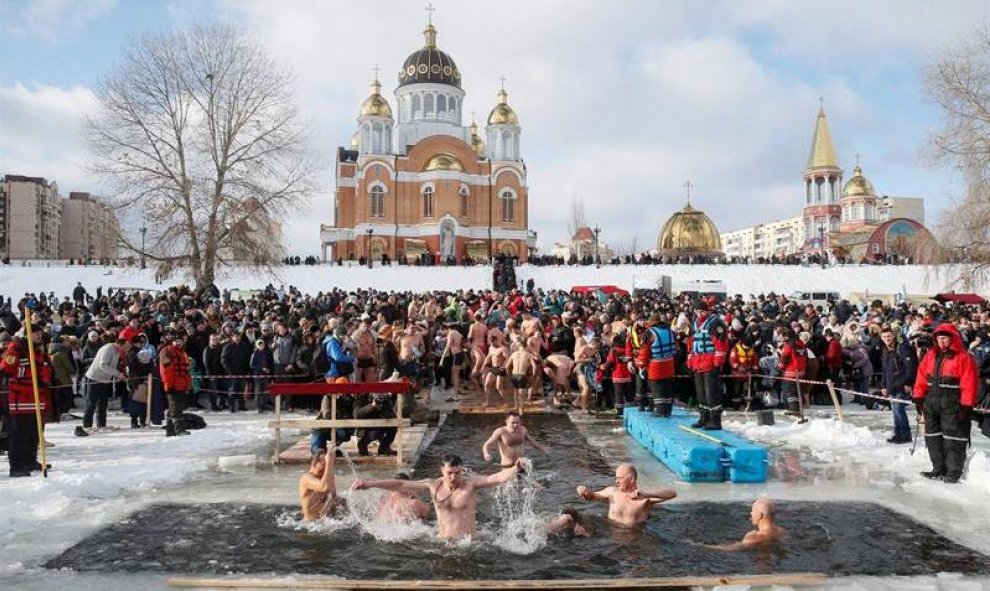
[1,278,989,482]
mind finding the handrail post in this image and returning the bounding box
[273,388,282,465]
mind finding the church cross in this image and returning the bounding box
[426,3,435,25]
[499,73,507,91]
[855,152,861,167]
[372,64,380,81]
[684,179,693,202]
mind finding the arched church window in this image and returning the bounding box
[361,125,371,154]
[460,187,469,217]
[437,95,447,118]
[372,123,383,153]
[425,94,435,117]
[449,96,457,114]
[370,185,385,218]
[412,94,422,118]
[501,131,513,159]
[423,187,434,218]
[500,190,515,222]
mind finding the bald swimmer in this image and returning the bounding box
[575,463,677,527]
[705,498,788,550]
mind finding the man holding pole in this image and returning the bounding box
[0,320,52,477]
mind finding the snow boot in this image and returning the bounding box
[920,469,945,480]
[653,399,665,417]
[165,421,176,437]
[691,408,709,429]
[74,426,89,437]
[704,408,723,431]
[131,416,140,429]
[615,402,624,418]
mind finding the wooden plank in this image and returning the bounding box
[168,572,829,589]
[270,419,412,430]
[270,382,411,396]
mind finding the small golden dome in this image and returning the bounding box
[469,121,486,157]
[842,165,876,198]
[360,79,392,118]
[657,202,722,255]
[424,153,464,172]
[487,88,518,125]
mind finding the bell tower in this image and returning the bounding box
[802,101,843,253]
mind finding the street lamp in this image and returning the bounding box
[818,224,826,269]
[366,228,374,269]
[140,224,147,270]
[593,224,601,268]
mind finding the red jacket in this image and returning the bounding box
[824,339,843,370]
[778,339,808,379]
[604,346,632,383]
[913,323,979,407]
[729,342,760,377]
[0,340,51,415]
[160,344,192,392]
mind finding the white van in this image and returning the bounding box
[789,290,840,307]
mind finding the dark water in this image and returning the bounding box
[46,413,990,579]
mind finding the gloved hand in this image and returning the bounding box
[914,399,924,415]
[957,405,973,423]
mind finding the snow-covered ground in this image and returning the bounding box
[0,262,980,299]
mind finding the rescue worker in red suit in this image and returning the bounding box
[637,313,677,417]
[777,327,808,416]
[0,324,52,477]
[625,311,650,412]
[913,323,978,483]
[605,331,634,416]
[160,332,193,436]
[686,302,728,430]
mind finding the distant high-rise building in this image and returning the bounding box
[0,175,62,260]
[60,192,120,262]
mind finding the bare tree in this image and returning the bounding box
[926,28,990,289]
[85,25,317,288]
[567,194,587,238]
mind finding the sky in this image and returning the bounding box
[2,0,988,255]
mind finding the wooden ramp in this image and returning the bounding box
[453,384,549,415]
[277,424,426,465]
[169,572,828,589]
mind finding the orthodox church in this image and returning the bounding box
[320,19,533,264]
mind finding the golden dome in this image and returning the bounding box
[487,88,518,125]
[657,202,722,255]
[469,121,486,157]
[360,79,392,118]
[423,153,464,172]
[842,165,876,198]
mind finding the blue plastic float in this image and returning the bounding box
[623,408,768,483]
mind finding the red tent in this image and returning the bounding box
[933,293,986,305]
[571,285,630,296]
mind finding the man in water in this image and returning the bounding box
[705,498,787,550]
[575,463,677,527]
[350,454,526,540]
[299,450,347,521]
[376,473,432,523]
[547,507,590,538]
[482,411,548,467]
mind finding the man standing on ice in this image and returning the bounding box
[686,302,728,430]
[913,323,978,483]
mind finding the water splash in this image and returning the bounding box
[488,458,550,554]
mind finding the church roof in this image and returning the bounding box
[806,105,839,171]
[573,227,595,241]
[657,202,722,255]
[397,24,461,89]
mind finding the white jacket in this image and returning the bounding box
[85,342,121,383]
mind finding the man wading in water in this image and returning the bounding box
[704,498,787,550]
[299,451,347,521]
[576,463,677,527]
[350,454,526,540]
[481,410,548,467]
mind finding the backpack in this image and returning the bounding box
[312,341,331,375]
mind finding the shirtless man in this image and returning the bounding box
[352,315,377,383]
[482,410,549,466]
[526,333,545,403]
[544,351,576,408]
[486,321,504,351]
[299,451,347,521]
[467,314,489,391]
[705,498,787,551]
[351,454,526,540]
[376,473,432,523]
[574,335,599,412]
[576,463,676,527]
[504,336,538,409]
[547,507,590,538]
[396,321,427,377]
[440,325,466,393]
[482,332,510,408]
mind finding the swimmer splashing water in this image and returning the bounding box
[351,454,526,540]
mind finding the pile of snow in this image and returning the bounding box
[0,262,978,298]
[0,415,271,565]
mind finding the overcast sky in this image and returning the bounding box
[2,0,988,254]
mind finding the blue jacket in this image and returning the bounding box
[324,336,355,378]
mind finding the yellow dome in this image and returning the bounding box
[657,202,722,254]
[423,153,464,172]
[842,165,876,198]
[469,121,486,157]
[360,79,392,118]
[487,88,518,125]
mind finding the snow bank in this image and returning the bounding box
[0,262,978,298]
[0,416,271,562]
